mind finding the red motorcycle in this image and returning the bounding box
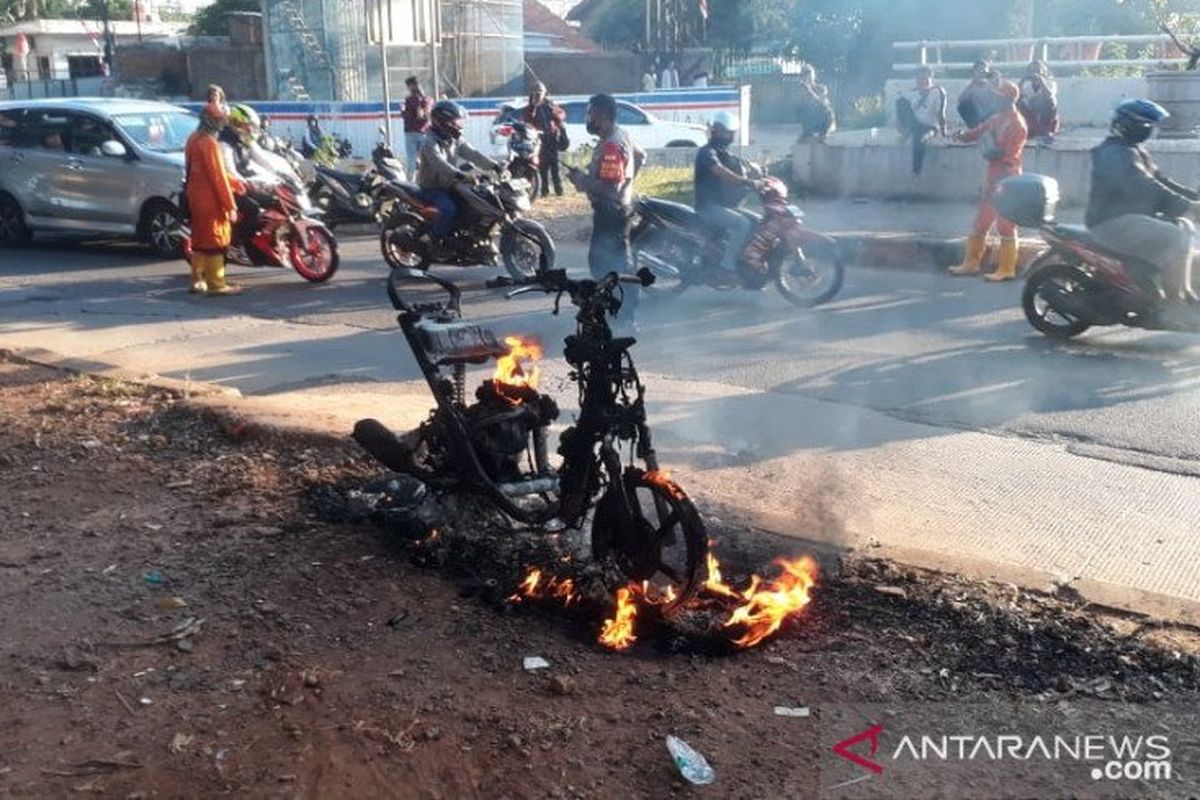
[631,171,844,308]
[179,180,339,284]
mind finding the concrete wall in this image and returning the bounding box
[792,131,1200,207]
[884,76,1145,130]
[525,51,642,94]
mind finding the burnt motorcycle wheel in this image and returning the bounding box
[381,223,433,270]
[774,242,844,308]
[500,220,553,279]
[591,468,708,615]
[289,226,339,283]
[1022,260,1092,339]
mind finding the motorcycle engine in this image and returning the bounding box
[465,380,559,482]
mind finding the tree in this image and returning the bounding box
[1,0,74,20]
[190,0,259,36]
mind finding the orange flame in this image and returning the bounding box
[705,551,742,600]
[493,336,542,395]
[598,586,638,651]
[509,567,580,607]
[723,557,819,649]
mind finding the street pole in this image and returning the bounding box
[429,0,441,98]
[101,0,114,77]
[377,0,393,144]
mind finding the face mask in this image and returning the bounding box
[710,130,733,147]
[1126,126,1153,145]
[586,116,601,136]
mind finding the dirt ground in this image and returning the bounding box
[1,357,1198,800]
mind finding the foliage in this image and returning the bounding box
[2,0,134,20]
[189,0,258,36]
[307,134,344,169]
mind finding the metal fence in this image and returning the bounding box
[893,33,1189,75]
[1,77,113,101]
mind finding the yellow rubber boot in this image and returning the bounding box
[985,236,1019,282]
[948,234,986,276]
[189,255,208,294]
[203,254,241,295]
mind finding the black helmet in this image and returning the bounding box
[1112,99,1169,145]
[431,100,466,139]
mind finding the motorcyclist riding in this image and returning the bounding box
[1086,99,1200,304]
[693,111,758,280]
[416,100,505,240]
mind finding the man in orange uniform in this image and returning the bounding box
[185,102,242,295]
[949,80,1028,282]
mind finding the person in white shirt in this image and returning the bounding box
[692,72,709,88]
[895,65,947,175]
[659,61,680,90]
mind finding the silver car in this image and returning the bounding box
[0,98,195,256]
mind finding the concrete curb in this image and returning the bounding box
[832,232,1046,273]
[7,346,1200,629]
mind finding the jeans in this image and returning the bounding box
[589,204,637,320]
[699,204,753,272]
[404,132,425,174]
[896,98,937,175]
[538,143,562,196]
[420,189,458,238]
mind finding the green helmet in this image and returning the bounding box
[228,103,261,133]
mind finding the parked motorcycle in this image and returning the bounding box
[378,165,555,280]
[353,266,707,611]
[178,180,338,283]
[991,174,1200,339]
[372,128,407,184]
[631,171,844,308]
[308,164,383,229]
[506,122,541,203]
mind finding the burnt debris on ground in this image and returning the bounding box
[2,356,1199,799]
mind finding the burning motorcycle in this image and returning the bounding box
[631,172,844,308]
[378,166,555,280]
[178,179,339,283]
[353,267,708,611]
[999,174,1200,339]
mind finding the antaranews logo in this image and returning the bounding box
[829,721,1174,788]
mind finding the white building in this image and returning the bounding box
[1,18,186,83]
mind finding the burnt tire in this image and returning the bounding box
[0,193,32,247]
[1022,259,1092,339]
[592,468,708,615]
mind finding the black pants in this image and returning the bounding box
[539,143,562,197]
[589,204,637,321]
[896,98,937,175]
[233,194,262,243]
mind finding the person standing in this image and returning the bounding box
[524,82,566,198]
[641,69,657,92]
[1018,59,1060,143]
[401,76,432,172]
[797,65,836,141]
[895,65,947,175]
[948,81,1028,282]
[660,60,680,90]
[567,94,646,324]
[185,102,241,295]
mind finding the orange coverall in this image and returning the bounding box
[961,108,1028,237]
[185,130,238,254]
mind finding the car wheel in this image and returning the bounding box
[140,200,182,258]
[0,193,32,247]
[665,140,698,148]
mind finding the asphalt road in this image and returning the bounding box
[3,230,1200,614]
[5,230,1200,467]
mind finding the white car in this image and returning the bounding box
[488,98,706,157]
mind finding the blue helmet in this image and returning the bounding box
[1112,99,1169,144]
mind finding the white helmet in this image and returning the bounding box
[709,110,740,135]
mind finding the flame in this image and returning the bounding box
[641,580,678,607]
[509,567,579,607]
[493,336,542,396]
[705,551,742,600]
[723,557,819,649]
[598,587,638,651]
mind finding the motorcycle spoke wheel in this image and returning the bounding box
[594,468,707,615]
[1022,261,1092,339]
[289,228,339,283]
[775,245,844,308]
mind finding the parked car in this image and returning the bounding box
[0,98,195,256]
[488,98,706,158]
